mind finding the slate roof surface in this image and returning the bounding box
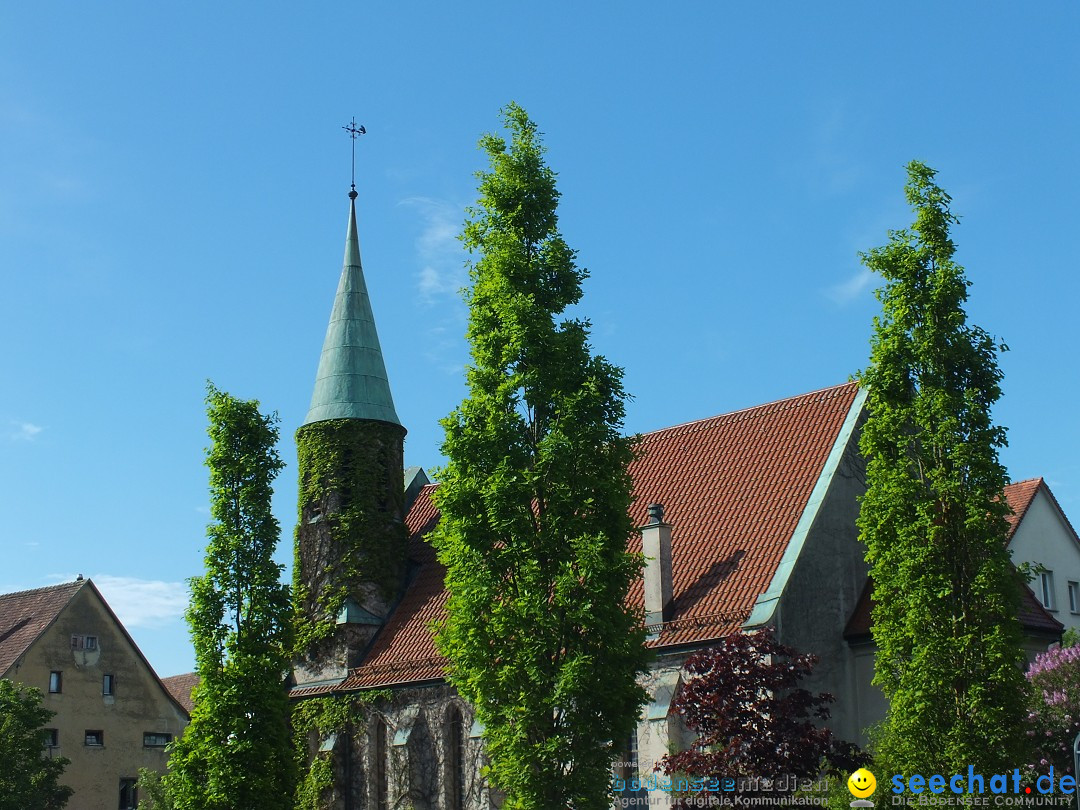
[161,672,199,714]
[325,382,862,692]
[0,580,85,676]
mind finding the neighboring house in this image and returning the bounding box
[1005,477,1080,634]
[0,578,189,810]
[843,552,1063,737]
[161,671,198,715]
[288,190,1069,810]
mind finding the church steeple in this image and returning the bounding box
[292,170,408,686]
[303,194,401,427]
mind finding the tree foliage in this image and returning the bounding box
[1026,645,1080,776]
[432,103,650,809]
[857,161,1028,774]
[0,679,71,810]
[659,629,862,799]
[165,384,295,810]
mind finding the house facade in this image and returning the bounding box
[288,190,1066,810]
[0,578,189,810]
[1005,477,1080,634]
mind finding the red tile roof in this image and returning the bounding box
[1004,477,1080,549]
[0,581,85,676]
[1004,478,1043,539]
[161,672,199,714]
[327,382,862,692]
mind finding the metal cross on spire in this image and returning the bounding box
[342,117,366,199]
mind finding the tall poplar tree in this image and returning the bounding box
[858,161,1028,774]
[433,103,650,810]
[165,384,295,810]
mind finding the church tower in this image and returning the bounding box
[293,185,407,685]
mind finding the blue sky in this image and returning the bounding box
[2,4,1077,679]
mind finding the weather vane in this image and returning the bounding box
[342,117,367,198]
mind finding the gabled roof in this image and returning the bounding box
[0,579,191,718]
[1004,477,1080,547]
[0,580,85,676]
[307,382,864,693]
[1004,478,1043,540]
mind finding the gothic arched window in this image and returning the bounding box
[374,717,388,810]
[447,707,465,810]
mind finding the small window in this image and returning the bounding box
[44,728,59,748]
[119,777,137,810]
[103,674,114,696]
[1040,571,1056,610]
[85,730,104,746]
[49,671,62,693]
[71,634,98,651]
[143,732,172,747]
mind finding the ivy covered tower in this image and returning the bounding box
[293,187,408,685]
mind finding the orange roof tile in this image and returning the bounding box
[326,382,863,692]
[1005,477,1080,550]
[0,581,85,676]
[161,672,199,714]
[1004,478,1043,539]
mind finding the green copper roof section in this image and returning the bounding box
[303,197,402,427]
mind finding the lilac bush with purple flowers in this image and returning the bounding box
[1026,644,1080,774]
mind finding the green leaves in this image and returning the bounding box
[857,162,1028,774]
[433,104,649,809]
[164,384,295,810]
[0,680,72,810]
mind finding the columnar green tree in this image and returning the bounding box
[0,679,72,810]
[165,384,295,810]
[433,103,650,810]
[858,161,1028,774]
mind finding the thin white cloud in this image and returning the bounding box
[90,575,188,629]
[7,420,44,441]
[826,267,876,305]
[399,196,467,305]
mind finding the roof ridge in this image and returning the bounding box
[1008,476,1044,487]
[640,381,859,439]
[0,580,84,600]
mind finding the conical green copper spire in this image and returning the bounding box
[303,196,402,427]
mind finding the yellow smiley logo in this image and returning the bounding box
[848,768,877,799]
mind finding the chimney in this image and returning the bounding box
[641,503,673,626]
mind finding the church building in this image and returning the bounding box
[288,188,1066,810]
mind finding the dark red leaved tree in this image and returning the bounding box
[659,628,863,799]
